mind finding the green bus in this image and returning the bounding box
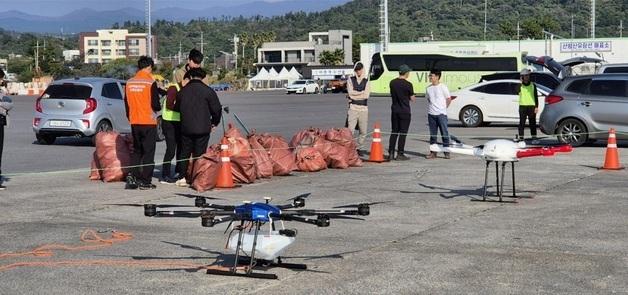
[368,52,525,95]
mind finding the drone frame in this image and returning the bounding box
[142,194,370,279]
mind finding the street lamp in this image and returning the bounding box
[483,0,488,41]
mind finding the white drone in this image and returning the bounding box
[429,137,573,202]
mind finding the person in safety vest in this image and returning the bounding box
[346,61,370,156]
[159,74,190,184]
[173,49,210,86]
[124,56,162,190]
[517,69,539,142]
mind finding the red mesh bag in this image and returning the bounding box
[258,133,297,176]
[248,133,273,179]
[190,149,221,192]
[224,125,257,184]
[295,147,327,172]
[324,128,362,168]
[91,132,134,182]
[89,153,101,180]
[290,127,322,149]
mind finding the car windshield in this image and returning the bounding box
[292,81,306,85]
[42,84,92,99]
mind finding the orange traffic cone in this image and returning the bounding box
[368,122,386,162]
[601,128,624,170]
[216,137,237,188]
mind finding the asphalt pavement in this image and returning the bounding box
[0,91,626,294]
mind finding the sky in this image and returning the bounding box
[0,0,295,16]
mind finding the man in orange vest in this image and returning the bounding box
[124,56,162,190]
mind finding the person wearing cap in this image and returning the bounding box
[517,69,539,141]
[425,69,452,159]
[173,49,210,86]
[387,64,416,161]
[346,62,370,156]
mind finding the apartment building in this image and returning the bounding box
[79,29,157,64]
[256,30,352,72]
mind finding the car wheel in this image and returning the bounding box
[302,88,307,94]
[36,134,56,145]
[315,87,319,94]
[459,106,483,127]
[556,118,587,147]
[156,116,165,142]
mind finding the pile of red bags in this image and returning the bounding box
[89,132,133,182]
[88,125,363,189]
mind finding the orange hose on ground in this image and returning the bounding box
[0,229,133,259]
[0,229,248,273]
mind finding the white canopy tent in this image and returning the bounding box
[289,67,303,80]
[267,68,281,89]
[248,68,270,90]
[276,67,296,88]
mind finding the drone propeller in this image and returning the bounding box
[325,215,365,221]
[332,201,387,209]
[175,193,224,200]
[286,193,311,201]
[108,203,193,209]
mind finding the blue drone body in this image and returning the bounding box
[234,202,281,222]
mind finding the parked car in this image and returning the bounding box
[326,78,347,93]
[597,63,628,74]
[448,79,551,127]
[286,80,319,94]
[540,74,628,147]
[210,83,232,91]
[524,55,604,78]
[33,77,132,145]
[480,71,561,90]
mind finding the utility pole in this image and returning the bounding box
[379,0,389,52]
[620,20,624,38]
[145,0,152,57]
[483,0,488,40]
[233,34,239,71]
[571,15,575,39]
[197,32,207,66]
[591,0,596,38]
[178,41,182,65]
[34,40,42,76]
[517,21,521,52]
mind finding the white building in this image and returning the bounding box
[62,50,81,62]
[360,37,628,74]
[256,30,352,72]
[79,29,157,64]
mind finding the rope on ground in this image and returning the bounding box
[0,228,247,272]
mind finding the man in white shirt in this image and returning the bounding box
[425,70,452,159]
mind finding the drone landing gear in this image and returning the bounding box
[479,160,518,203]
[207,220,305,280]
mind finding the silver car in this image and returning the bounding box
[539,74,628,147]
[33,77,131,144]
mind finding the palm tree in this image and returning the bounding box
[319,49,345,66]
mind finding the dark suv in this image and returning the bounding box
[539,74,628,146]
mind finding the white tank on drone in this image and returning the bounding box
[228,231,296,261]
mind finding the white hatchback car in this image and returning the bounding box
[286,80,320,94]
[448,79,551,127]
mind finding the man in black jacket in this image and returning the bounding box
[174,68,222,186]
